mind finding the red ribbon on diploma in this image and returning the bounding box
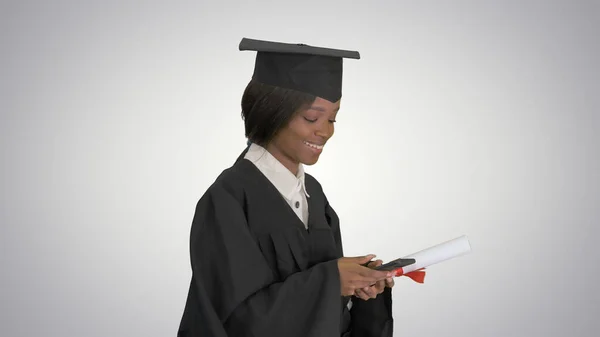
[395,268,426,283]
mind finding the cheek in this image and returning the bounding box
[287,120,311,142]
[277,128,304,153]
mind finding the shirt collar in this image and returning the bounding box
[244,143,310,200]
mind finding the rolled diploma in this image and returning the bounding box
[397,235,471,275]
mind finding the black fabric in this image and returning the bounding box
[350,288,394,337]
[177,150,393,337]
[239,37,360,103]
[239,38,360,59]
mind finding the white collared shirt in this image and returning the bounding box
[244,143,310,228]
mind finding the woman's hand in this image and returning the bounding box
[337,255,393,297]
[354,260,396,301]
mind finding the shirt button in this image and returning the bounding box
[295,201,300,208]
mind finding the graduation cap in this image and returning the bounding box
[239,37,360,103]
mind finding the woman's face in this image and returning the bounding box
[267,97,340,174]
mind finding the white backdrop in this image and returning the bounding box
[1,1,599,336]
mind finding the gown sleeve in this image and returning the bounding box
[324,196,395,337]
[177,182,343,337]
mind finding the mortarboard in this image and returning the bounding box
[239,37,360,103]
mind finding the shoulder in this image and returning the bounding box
[304,172,327,197]
[189,160,256,233]
[305,172,341,227]
[304,172,335,208]
[198,159,256,207]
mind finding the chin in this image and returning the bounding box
[301,155,320,166]
[298,144,323,166]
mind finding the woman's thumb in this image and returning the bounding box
[358,254,376,264]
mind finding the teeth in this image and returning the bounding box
[304,141,324,150]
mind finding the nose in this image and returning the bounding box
[315,121,334,139]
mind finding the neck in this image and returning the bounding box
[265,143,300,176]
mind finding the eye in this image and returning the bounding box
[303,117,317,123]
[329,119,336,123]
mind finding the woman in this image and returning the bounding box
[177,38,396,337]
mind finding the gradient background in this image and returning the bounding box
[1,1,599,336]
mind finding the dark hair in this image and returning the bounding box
[241,79,316,146]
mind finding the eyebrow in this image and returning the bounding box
[309,106,340,112]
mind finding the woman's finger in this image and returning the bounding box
[354,289,370,301]
[367,259,383,268]
[385,278,395,288]
[374,281,386,294]
[363,286,378,299]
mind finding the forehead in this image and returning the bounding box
[308,97,341,112]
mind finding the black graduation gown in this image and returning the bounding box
[177,151,394,337]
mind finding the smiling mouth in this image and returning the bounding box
[303,141,324,150]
